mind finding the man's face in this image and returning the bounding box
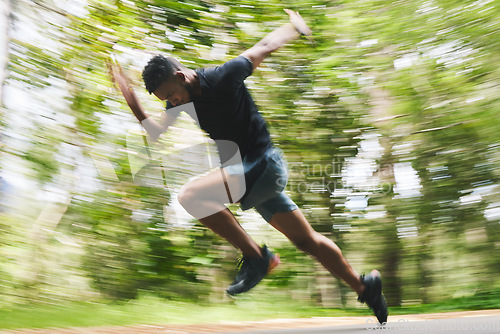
[153,72,191,106]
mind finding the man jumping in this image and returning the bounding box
[108,9,388,324]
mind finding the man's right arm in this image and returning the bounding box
[108,60,178,141]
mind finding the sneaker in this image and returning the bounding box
[226,245,280,296]
[358,269,388,324]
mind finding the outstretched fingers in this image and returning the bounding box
[284,9,312,37]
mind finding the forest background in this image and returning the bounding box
[0,0,499,329]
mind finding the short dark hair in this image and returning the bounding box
[142,55,182,94]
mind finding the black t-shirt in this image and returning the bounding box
[167,56,272,165]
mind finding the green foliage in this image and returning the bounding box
[1,0,500,325]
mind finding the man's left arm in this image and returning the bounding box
[241,9,312,71]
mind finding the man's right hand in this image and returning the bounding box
[105,56,149,123]
[106,57,132,94]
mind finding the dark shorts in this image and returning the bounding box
[224,147,298,222]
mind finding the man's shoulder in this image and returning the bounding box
[202,56,252,80]
[195,67,220,93]
[220,56,253,75]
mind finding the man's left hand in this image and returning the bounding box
[284,9,312,38]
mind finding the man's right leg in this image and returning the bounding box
[268,209,364,294]
[268,208,388,324]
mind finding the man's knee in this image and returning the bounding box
[178,183,227,219]
[178,184,197,211]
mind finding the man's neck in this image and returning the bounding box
[185,69,202,96]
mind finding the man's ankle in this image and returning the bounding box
[242,245,263,258]
[358,282,366,296]
[356,276,366,296]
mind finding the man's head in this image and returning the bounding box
[142,55,193,106]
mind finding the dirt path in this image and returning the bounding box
[2,309,499,334]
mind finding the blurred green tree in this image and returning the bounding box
[1,0,499,310]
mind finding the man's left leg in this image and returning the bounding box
[177,168,280,295]
[178,168,262,258]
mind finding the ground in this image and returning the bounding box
[1,310,499,334]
